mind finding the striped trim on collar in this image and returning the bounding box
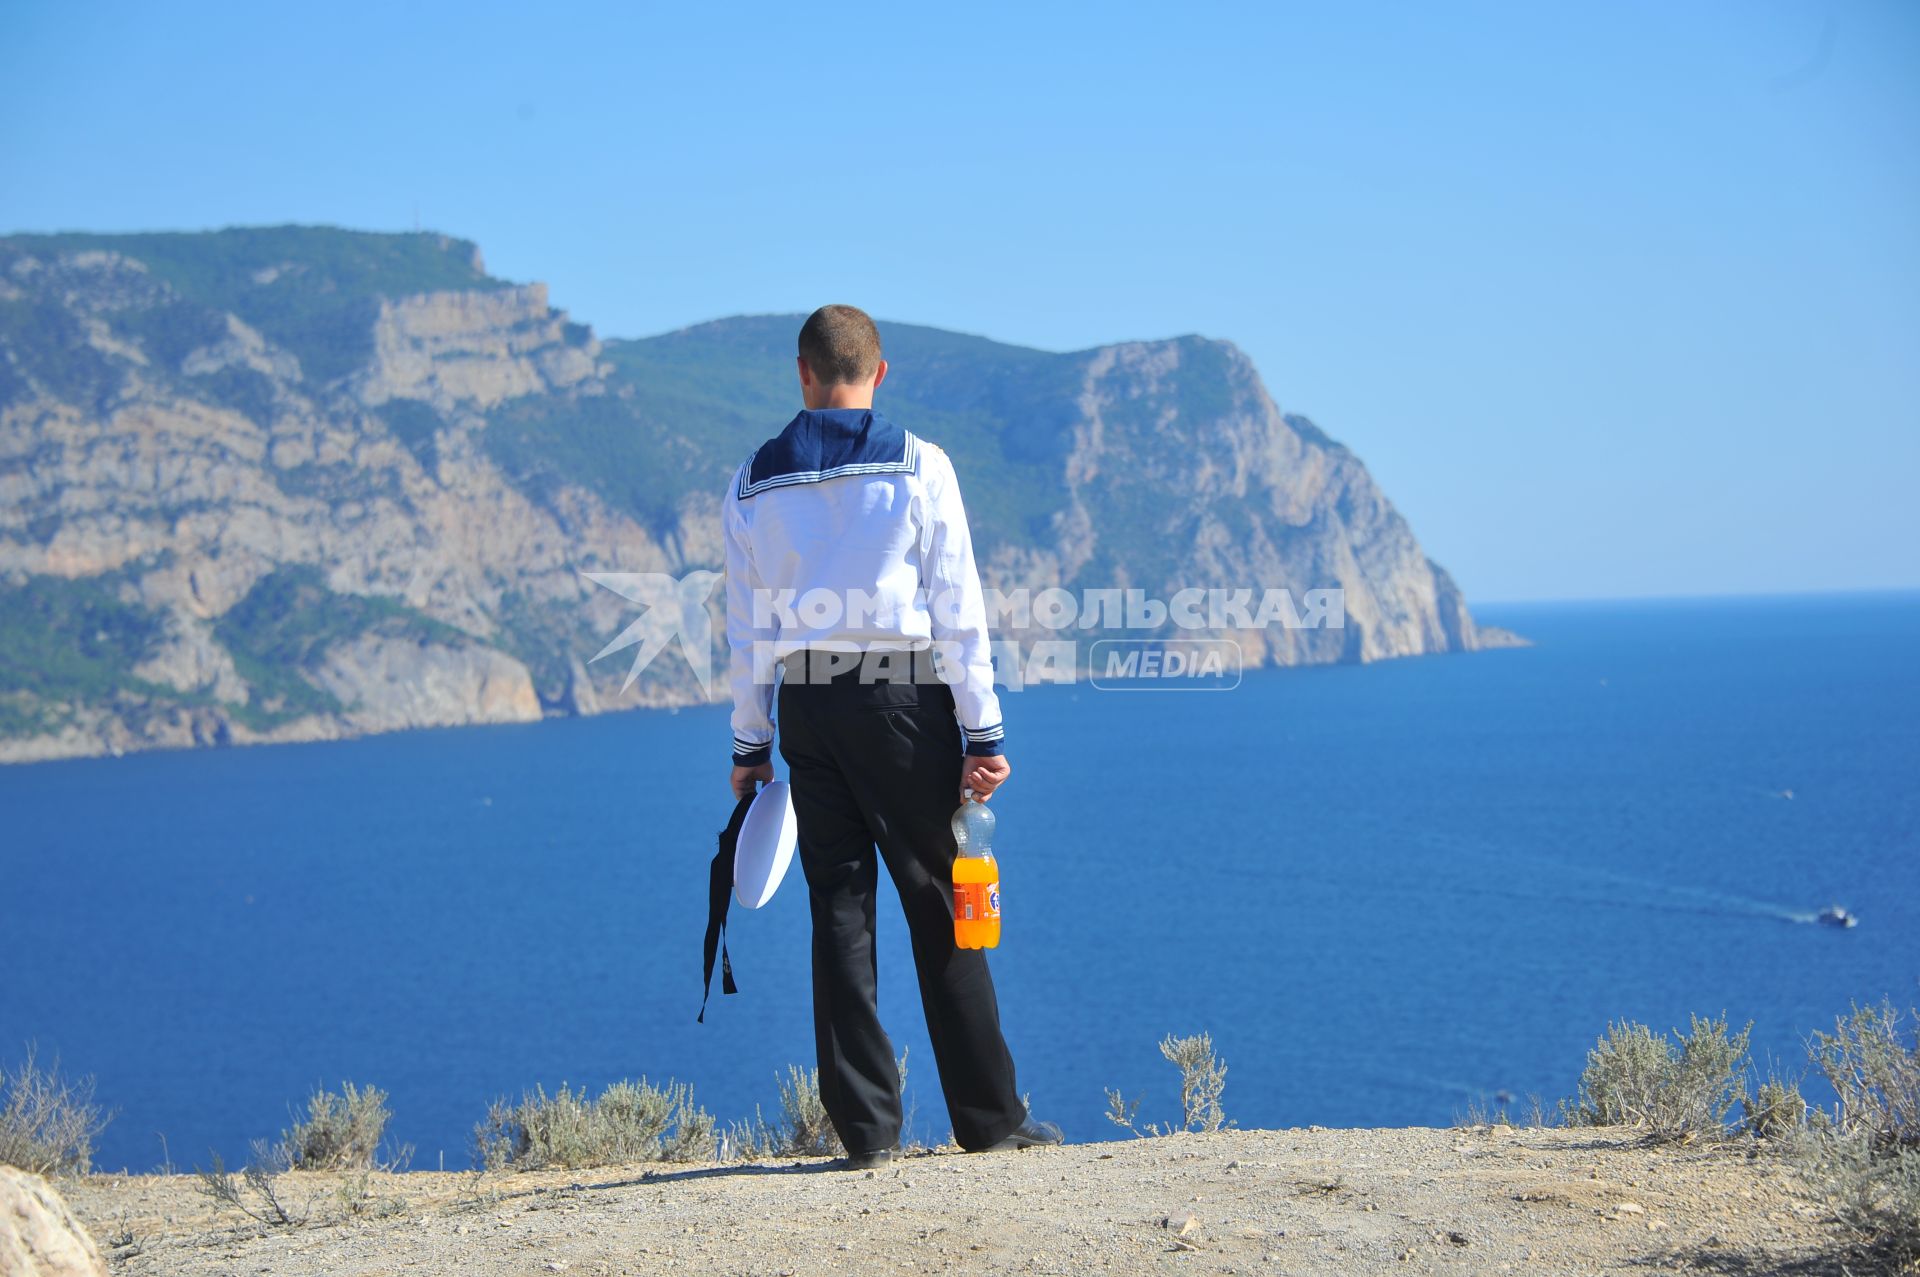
[737,431,919,500]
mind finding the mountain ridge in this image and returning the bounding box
[0,225,1520,764]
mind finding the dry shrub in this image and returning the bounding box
[474,1078,713,1171]
[195,1145,310,1228]
[724,1064,846,1160]
[1743,1075,1809,1140]
[1105,1031,1231,1137]
[1809,999,1920,1149]
[1788,1001,1920,1267]
[722,1053,913,1161]
[1788,1127,1920,1270]
[0,1044,110,1176]
[281,1081,400,1171]
[1564,1013,1751,1143]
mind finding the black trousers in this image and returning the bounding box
[775,658,1026,1153]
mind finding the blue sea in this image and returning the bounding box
[3,594,1916,1172]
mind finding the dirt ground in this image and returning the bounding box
[60,1124,1868,1277]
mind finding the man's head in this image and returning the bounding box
[797,304,888,409]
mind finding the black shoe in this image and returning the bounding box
[835,1147,893,1171]
[978,1117,1064,1153]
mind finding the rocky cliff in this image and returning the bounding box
[0,226,1517,764]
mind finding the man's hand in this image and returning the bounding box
[961,753,1011,802]
[731,762,774,800]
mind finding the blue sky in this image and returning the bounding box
[3,0,1914,601]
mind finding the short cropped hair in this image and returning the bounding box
[797,305,882,385]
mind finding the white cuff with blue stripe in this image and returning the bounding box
[960,721,1005,757]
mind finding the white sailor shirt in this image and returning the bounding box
[723,407,1006,766]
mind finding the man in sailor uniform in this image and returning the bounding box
[723,304,1061,1168]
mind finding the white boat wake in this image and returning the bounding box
[1387,825,1847,927]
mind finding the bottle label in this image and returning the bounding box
[953,881,1001,923]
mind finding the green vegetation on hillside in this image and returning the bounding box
[498,317,1246,576]
[487,589,574,708]
[483,390,701,539]
[0,294,124,407]
[108,297,231,368]
[213,566,466,729]
[535,317,812,535]
[0,573,169,733]
[1,226,509,385]
[0,565,473,737]
[376,399,446,471]
[586,316,1089,558]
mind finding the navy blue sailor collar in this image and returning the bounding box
[737,408,919,499]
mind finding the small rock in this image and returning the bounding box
[1447,1231,1470,1246]
[1616,1202,1645,1215]
[544,1264,568,1273]
[0,1168,105,1277]
[1399,1247,1417,1261]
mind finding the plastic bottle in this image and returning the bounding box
[950,792,1001,949]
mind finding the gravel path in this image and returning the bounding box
[65,1125,1850,1276]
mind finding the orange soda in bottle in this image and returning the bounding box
[950,791,1001,949]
